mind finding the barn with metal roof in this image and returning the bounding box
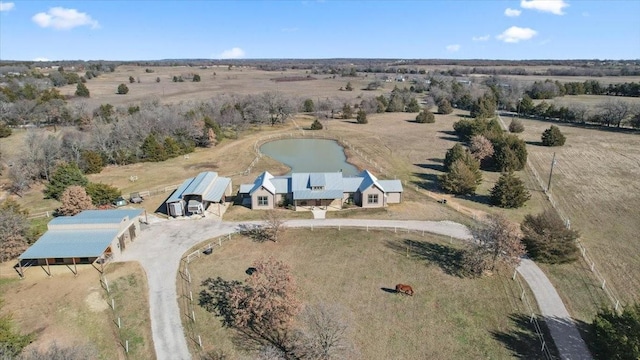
[18,209,144,276]
[165,171,232,217]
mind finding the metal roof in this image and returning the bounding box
[309,173,326,187]
[343,176,364,192]
[184,172,218,196]
[48,209,143,227]
[378,180,404,193]
[203,177,231,202]
[250,171,275,195]
[291,173,344,200]
[19,229,119,259]
[358,170,382,192]
[293,189,344,200]
[239,184,254,194]
[270,177,290,194]
[166,177,193,204]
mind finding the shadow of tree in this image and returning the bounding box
[412,172,440,191]
[237,223,270,242]
[385,239,466,277]
[415,163,445,173]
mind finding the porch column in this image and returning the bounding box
[72,257,77,276]
[45,258,51,277]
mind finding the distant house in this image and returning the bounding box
[239,170,403,210]
[19,209,144,275]
[165,171,232,217]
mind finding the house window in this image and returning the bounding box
[312,186,324,191]
[258,196,269,206]
[368,194,379,204]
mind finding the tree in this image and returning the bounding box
[508,118,524,133]
[345,82,353,91]
[492,134,527,172]
[85,182,121,206]
[342,104,353,119]
[598,100,633,127]
[44,163,89,200]
[469,135,494,161]
[58,185,95,216]
[295,303,356,360]
[438,159,482,195]
[470,214,525,272]
[262,210,286,242]
[521,210,579,264]
[541,125,566,146]
[75,82,90,97]
[443,144,467,172]
[415,110,435,123]
[591,303,640,360]
[0,124,12,138]
[200,257,301,356]
[310,119,323,130]
[0,200,29,262]
[117,83,129,95]
[303,99,315,113]
[438,99,453,114]
[80,150,104,174]
[356,109,367,124]
[193,74,201,82]
[470,93,497,119]
[490,172,531,208]
[0,301,33,357]
[405,98,420,113]
[156,77,161,83]
[140,134,168,162]
[129,76,135,84]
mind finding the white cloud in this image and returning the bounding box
[504,8,521,17]
[446,44,461,52]
[32,7,99,30]
[33,57,50,62]
[472,35,490,42]
[497,26,537,43]
[218,47,246,59]
[520,0,568,15]
[0,2,15,11]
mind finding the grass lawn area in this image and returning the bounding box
[181,228,550,359]
[0,261,153,359]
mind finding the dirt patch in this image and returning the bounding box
[86,289,109,312]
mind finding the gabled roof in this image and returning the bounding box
[292,172,344,200]
[358,170,382,192]
[20,229,120,259]
[203,177,231,202]
[343,176,364,192]
[250,171,276,195]
[184,172,218,196]
[270,177,290,194]
[48,209,143,228]
[166,171,232,203]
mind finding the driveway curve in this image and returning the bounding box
[118,218,590,360]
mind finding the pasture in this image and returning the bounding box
[182,228,548,359]
[0,261,154,359]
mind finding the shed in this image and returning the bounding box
[165,171,232,217]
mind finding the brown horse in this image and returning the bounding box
[395,284,414,296]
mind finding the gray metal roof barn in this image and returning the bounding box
[165,171,232,217]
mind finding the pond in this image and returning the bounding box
[260,138,359,175]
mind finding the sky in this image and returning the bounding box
[0,0,639,61]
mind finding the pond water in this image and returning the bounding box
[260,138,359,175]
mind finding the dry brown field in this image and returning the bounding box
[182,228,548,359]
[0,261,154,359]
[532,94,640,109]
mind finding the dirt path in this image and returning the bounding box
[118,217,591,360]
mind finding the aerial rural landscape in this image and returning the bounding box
[1,0,639,359]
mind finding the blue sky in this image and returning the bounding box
[1,0,638,61]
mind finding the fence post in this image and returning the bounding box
[513,270,517,281]
[111,299,115,310]
[198,335,203,349]
[601,279,606,290]
[125,340,129,353]
[118,317,121,328]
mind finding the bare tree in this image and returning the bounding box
[598,100,633,127]
[294,303,357,360]
[58,185,94,216]
[566,103,590,124]
[469,135,494,161]
[470,214,525,272]
[263,210,286,242]
[0,201,29,262]
[19,342,98,360]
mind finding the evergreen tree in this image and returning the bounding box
[356,110,368,124]
[521,210,579,263]
[303,99,315,112]
[85,182,122,206]
[193,74,201,82]
[470,93,497,119]
[405,98,420,113]
[129,76,135,84]
[342,104,353,119]
[508,118,525,133]
[345,81,353,91]
[80,150,104,174]
[438,99,454,114]
[490,172,531,208]
[75,82,90,97]
[163,137,182,157]
[541,125,566,146]
[443,144,467,171]
[592,303,640,360]
[141,134,167,162]
[415,110,435,123]
[438,159,482,195]
[492,134,527,172]
[44,163,88,200]
[309,119,323,130]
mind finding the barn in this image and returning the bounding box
[18,209,143,276]
[165,171,233,217]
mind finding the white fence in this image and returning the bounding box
[497,113,622,313]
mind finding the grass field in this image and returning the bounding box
[182,228,549,359]
[0,261,153,359]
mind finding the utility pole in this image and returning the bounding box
[547,152,557,192]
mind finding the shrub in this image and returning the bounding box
[128,76,135,83]
[521,210,579,263]
[116,83,129,95]
[541,125,566,146]
[438,99,453,114]
[490,172,531,208]
[356,110,367,124]
[0,124,12,138]
[310,119,323,130]
[591,303,640,360]
[415,110,435,123]
[193,74,201,82]
[75,82,90,97]
[508,118,525,133]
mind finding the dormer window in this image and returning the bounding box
[312,186,324,191]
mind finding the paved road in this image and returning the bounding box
[118,217,591,360]
[517,259,593,359]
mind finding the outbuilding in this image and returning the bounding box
[165,171,233,217]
